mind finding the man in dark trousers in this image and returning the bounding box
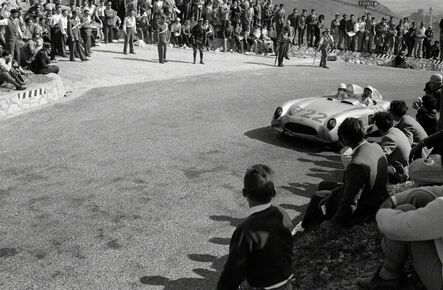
[276,25,290,67]
[68,10,87,62]
[123,9,136,54]
[274,4,286,35]
[191,18,206,64]
[301,117,389,229]
[217,164,294,290]
[306,9,317,47]
[287,8,298,44]
[157,15,168,63]
[31,42,59,74]
[317,29,333,69]
[0,9,22,64]
[103,1,116,43]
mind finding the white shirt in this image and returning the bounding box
[59,15,68,32]
[123,16,136,30]
[50,13,61,26]
[248,203,271,216]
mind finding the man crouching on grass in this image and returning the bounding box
[217,164,294,290]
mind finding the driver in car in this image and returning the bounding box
[361,86,375,106]
[336,83,347,100]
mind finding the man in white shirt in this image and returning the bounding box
[0,9,23,63]
[57,10,68,57]
[122,9,136,54]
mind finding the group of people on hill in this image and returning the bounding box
[217,74,443,290]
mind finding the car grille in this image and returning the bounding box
[284,123,318,136]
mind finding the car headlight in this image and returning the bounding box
[327,118,337,130]
[274,107,283,119]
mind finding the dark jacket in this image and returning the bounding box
[332,141,389,224]
[396,114,428,145]
[31,48,50,73]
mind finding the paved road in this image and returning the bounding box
[0,62,431,289]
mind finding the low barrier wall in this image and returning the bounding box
[0,73,66,120]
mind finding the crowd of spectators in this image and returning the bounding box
[0,0,442,87]
[217,73,443,290]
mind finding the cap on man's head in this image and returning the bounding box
[176,17,180,21]
[430,74,443,84]
[338,83,346,89]
[43,42,51,48]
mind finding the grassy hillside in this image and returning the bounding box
[278,0,397,25]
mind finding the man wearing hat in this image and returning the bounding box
[80,8,93,57]
[191,18,206,64]
[31,42,60,74]
[0,9,23,64]
[317,28,333,69]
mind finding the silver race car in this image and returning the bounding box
[271,84,391,143]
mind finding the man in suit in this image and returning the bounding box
[274,4,285,35]
[389,100,428,145]
[68,10,87,62]
[31,42,59,74]
[374,112,411,184]
[301,117,389,229]
[287,8,298,44]
[297,9,307,46]
[0,9,22,64]
[191,18,206,64]
[306,9,317,47]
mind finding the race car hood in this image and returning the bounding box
[288,96,361,123]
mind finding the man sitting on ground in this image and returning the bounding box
[389,100,428,145]
[217,164,293,290]
[357,185,443,290]
[301,117,389,229]
[374,111,411,184]
[31,42,59,74]
[0,50,26,90]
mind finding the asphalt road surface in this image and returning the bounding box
[0,62,432,289]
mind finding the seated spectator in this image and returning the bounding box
[31,42,59,74]
[301,117,388,229]
[170,18,182,47]
[409,130,443,185]
[429,41,440,59]
[260,26,273,54]
[389,100,428,145]
[204,19,214,50]
[137,13,150,44]
[217,164,293,290]
[22,17,37,42]
[357,185,443,290]
[374,112,411,184]
[181,19,192,47]
[360,86,375,106]
[233,24,244,53]
[416,92,438,135]
[0,51,26,90]
[20,33,43,68]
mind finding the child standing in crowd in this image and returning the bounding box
[217,164,294,290]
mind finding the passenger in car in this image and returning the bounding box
[361,86,375,106]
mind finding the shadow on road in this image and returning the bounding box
[139,254,227,290]
[244,126,334,153]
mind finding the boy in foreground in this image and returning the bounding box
[217,164,294,290]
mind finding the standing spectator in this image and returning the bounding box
[274,4,285,35]
[31,42,59,74]
[314,14,324,47]
[233,23,244,53]
[354,17,363,52]
[330,13,340,49]
[405,21,417,57]
[191,18,206,63]
[306,9,317,47]
[222,20,233,52]
[253,0,262,28]
[346,14,356,51]
[49,5,62,57]
[317,28,333,69]
[216,165,294,290]
[122,9,136,54]
[192,0,204,21]
[375,17,387,54]
[297,9,306,46]
[80,8,92,57]
[103,1,116,43]
[413,22,426,58]
[157,15,168,63]
[276,25,289,67]
[384,16,396,54]
[181,19,192,47]
[373,111,411,184]
[263,1,272,29]
[284,20,293,59]
[0,9,23,64]
[423,26,433,59]
[230,1,242,28]
[338,14,347,50]
[389,100,428,146]
[367,16,376,53]
[58,10,69,57]
[68,10,87,62]
[394,19,404,55]
[287,8,298,44]
[440,19,443,61]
